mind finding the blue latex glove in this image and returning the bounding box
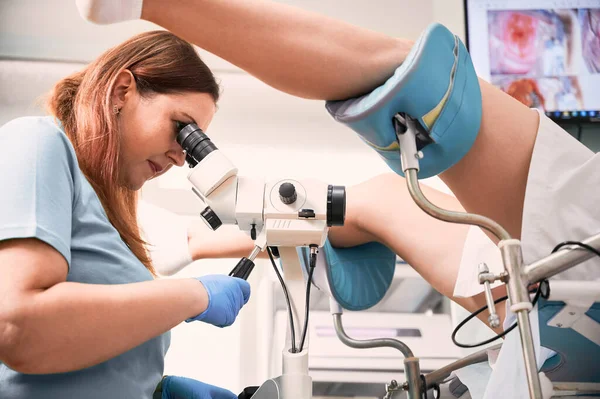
[162,376,237,399]
[187,275,251,327]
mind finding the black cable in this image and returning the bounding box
[298,248,317,353]
[297,266,315,352]
[552,240,600,258]
[267,247,297,353]
[451,284,544,348]
[451,238,600,348]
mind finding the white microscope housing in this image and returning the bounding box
[177,123,346,399]
[178,123,346,247]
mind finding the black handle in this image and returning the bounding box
[238,386,259,399]
[229,257,256,280]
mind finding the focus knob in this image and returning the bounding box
[200,206,222,231]
[279,182,297,205]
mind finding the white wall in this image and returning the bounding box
[433,0,467,42]
[0,0,466,67]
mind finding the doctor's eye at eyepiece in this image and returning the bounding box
[176,122,218,168]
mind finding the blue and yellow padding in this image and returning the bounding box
[326,23,482,178]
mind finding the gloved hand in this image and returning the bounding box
[187,275,251,327]
[161,375,237,399]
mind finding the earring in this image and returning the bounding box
[113,105,120,115]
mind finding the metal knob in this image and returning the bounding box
[278,182,297,204]
[383,380,402,399]
[200,206,222,231]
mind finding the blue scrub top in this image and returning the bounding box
[0,116,170,399]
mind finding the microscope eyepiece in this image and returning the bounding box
[176,123,218,167]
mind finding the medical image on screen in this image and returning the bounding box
[487,8,600,114]
[491,75,584,112]
[581,8,600,73]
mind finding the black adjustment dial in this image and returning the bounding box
[200,206,222,231]
[278,182,297,205]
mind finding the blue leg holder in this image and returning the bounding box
[299,241,396,311]
[326,23,482,178]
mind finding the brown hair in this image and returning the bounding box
[47,31,220,274]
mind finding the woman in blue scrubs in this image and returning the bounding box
[0,31,250,399]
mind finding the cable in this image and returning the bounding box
[298,247,317,353]
[297,266,315,352]
[267,247,297,353]
[552,240,600,258]
[451,238,600,348]
[451,284,544,348]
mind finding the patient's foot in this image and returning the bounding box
[75,0,144,24]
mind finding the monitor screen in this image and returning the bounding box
[464,0,600,123]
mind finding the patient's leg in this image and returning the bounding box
[440,82,540,241]
[140,0,538,240]
[329,173,506,333]
[141,0,411,100]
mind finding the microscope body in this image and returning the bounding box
[187,149,338,249]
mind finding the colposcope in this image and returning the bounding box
[176,122,345,274]
[177,122,346,399]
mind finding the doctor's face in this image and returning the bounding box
[116,89,217,191]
